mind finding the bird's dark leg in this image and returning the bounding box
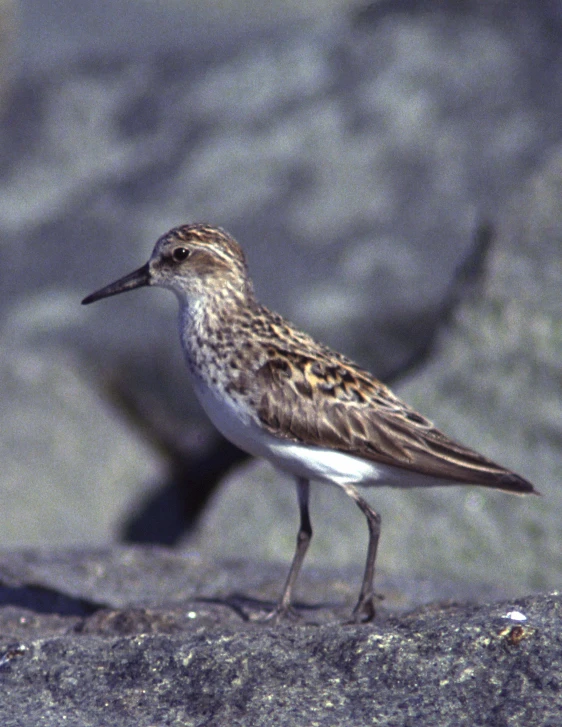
[269,477,312,620]
[341,483,381,623]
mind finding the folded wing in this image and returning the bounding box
[255,351,537,495]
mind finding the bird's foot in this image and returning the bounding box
[349,592,383,624]
[250,602,303,624]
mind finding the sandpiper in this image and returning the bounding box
[83,224,538,622]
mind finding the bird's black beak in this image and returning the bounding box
[82,263,150,305]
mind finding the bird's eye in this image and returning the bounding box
[172,247,190,262]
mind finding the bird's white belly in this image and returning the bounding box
[190,373,443,489]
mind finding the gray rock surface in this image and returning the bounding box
[0,548,558,727]
[0,0,15,106]
[0,345,166,546]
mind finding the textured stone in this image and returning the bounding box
[0,548,558,727]
[0,346,165,546]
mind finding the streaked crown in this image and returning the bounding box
[157,224,246,267]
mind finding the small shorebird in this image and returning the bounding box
[83,224,538,622]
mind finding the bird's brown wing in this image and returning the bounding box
[254,349,537,495]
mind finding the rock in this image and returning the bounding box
[0,345,165,546]
[0,0,16,107]
[0,547,558,726]
[394,147,562,592]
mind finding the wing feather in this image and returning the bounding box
[254,351,536,494]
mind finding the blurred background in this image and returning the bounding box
[0,0,560,595]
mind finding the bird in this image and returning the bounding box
[82,223,538,622]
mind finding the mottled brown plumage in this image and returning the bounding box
[246,328,532,493]
[83,223,538,622]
